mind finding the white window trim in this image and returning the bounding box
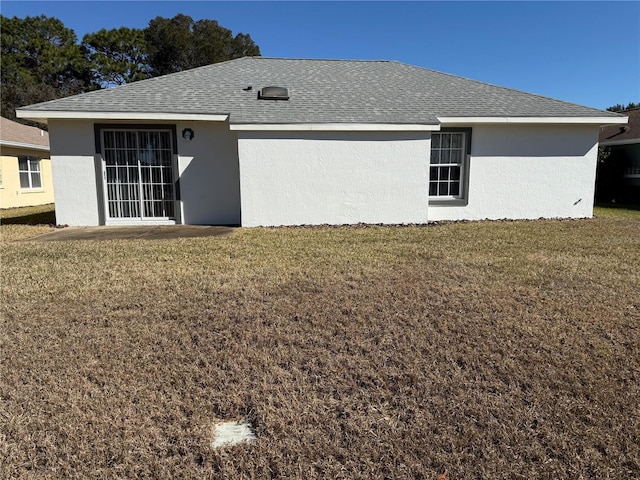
[18,155,43,190]
[625,166,640,178]
[429,129,471,203]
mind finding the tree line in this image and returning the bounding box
[607,102,639,112]
[0,14,260,122]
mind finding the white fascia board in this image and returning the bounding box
[0,140,49,151]
[16,110,229,123]
[599,138,639,147]
[229,123,440,132]
[437,116,629,125]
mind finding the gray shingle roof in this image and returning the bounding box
[18,57,622,124]
[0,117,49,148]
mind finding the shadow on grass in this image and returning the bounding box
[0,204,56,225]
[595,202,640,212]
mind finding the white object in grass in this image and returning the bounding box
[212,420,257,448]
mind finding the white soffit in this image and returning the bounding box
[437,116,629,125]
[599,138,639,147]
[15,110,230,123]
[229,123,440,132]
[0,140,49,151]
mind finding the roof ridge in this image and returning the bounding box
[247,56,393,63]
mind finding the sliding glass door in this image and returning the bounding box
[102,129,176,222]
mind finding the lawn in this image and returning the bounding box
[1,206,639,479]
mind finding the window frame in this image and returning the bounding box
[429,127,472,204]
[93,124,180,225]
[18,155,43,190]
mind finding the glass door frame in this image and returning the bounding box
[94,124,181,226]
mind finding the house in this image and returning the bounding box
[597,108,640,204]
[0,117,54,209]
[15,57,627,227]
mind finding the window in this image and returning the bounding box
[429,130,469,199]
[18,156,42,189]
[625,166,640,178]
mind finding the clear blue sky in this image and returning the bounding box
[2,1,639,110]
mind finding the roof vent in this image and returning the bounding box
[259,86,289,100]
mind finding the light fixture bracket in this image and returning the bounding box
[182,128,194,141]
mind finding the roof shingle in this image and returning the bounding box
[0,117,49,148]
[18,57,623,124]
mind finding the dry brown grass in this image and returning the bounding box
[1,204,56,242]
[1,207,639,479]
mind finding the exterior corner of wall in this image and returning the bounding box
[51,155,100,226]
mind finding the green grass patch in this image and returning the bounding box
[594,203,640,219]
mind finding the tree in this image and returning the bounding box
[0,13,261,124]
[143,14,193,76]
[0,15,95,120]
[144,14,260,76]
[82,27,150,87]
[607,102,639,112]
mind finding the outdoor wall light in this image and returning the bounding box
[182,128,194,141]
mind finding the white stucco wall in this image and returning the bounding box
[47,120,600,227]
[176,121,240,225]
[47,120,101,226]
[237,131,431,227]
[429,124,600,221]
[47,119,240,226]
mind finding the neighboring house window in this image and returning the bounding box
[625,166,640,178]
[429,130,470,199]
[18,156,42,189]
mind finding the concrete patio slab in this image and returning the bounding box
[28,225,236,242]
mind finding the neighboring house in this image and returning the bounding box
[0,117,54,209]
[597,108,640,204]
[16,57,627,227]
